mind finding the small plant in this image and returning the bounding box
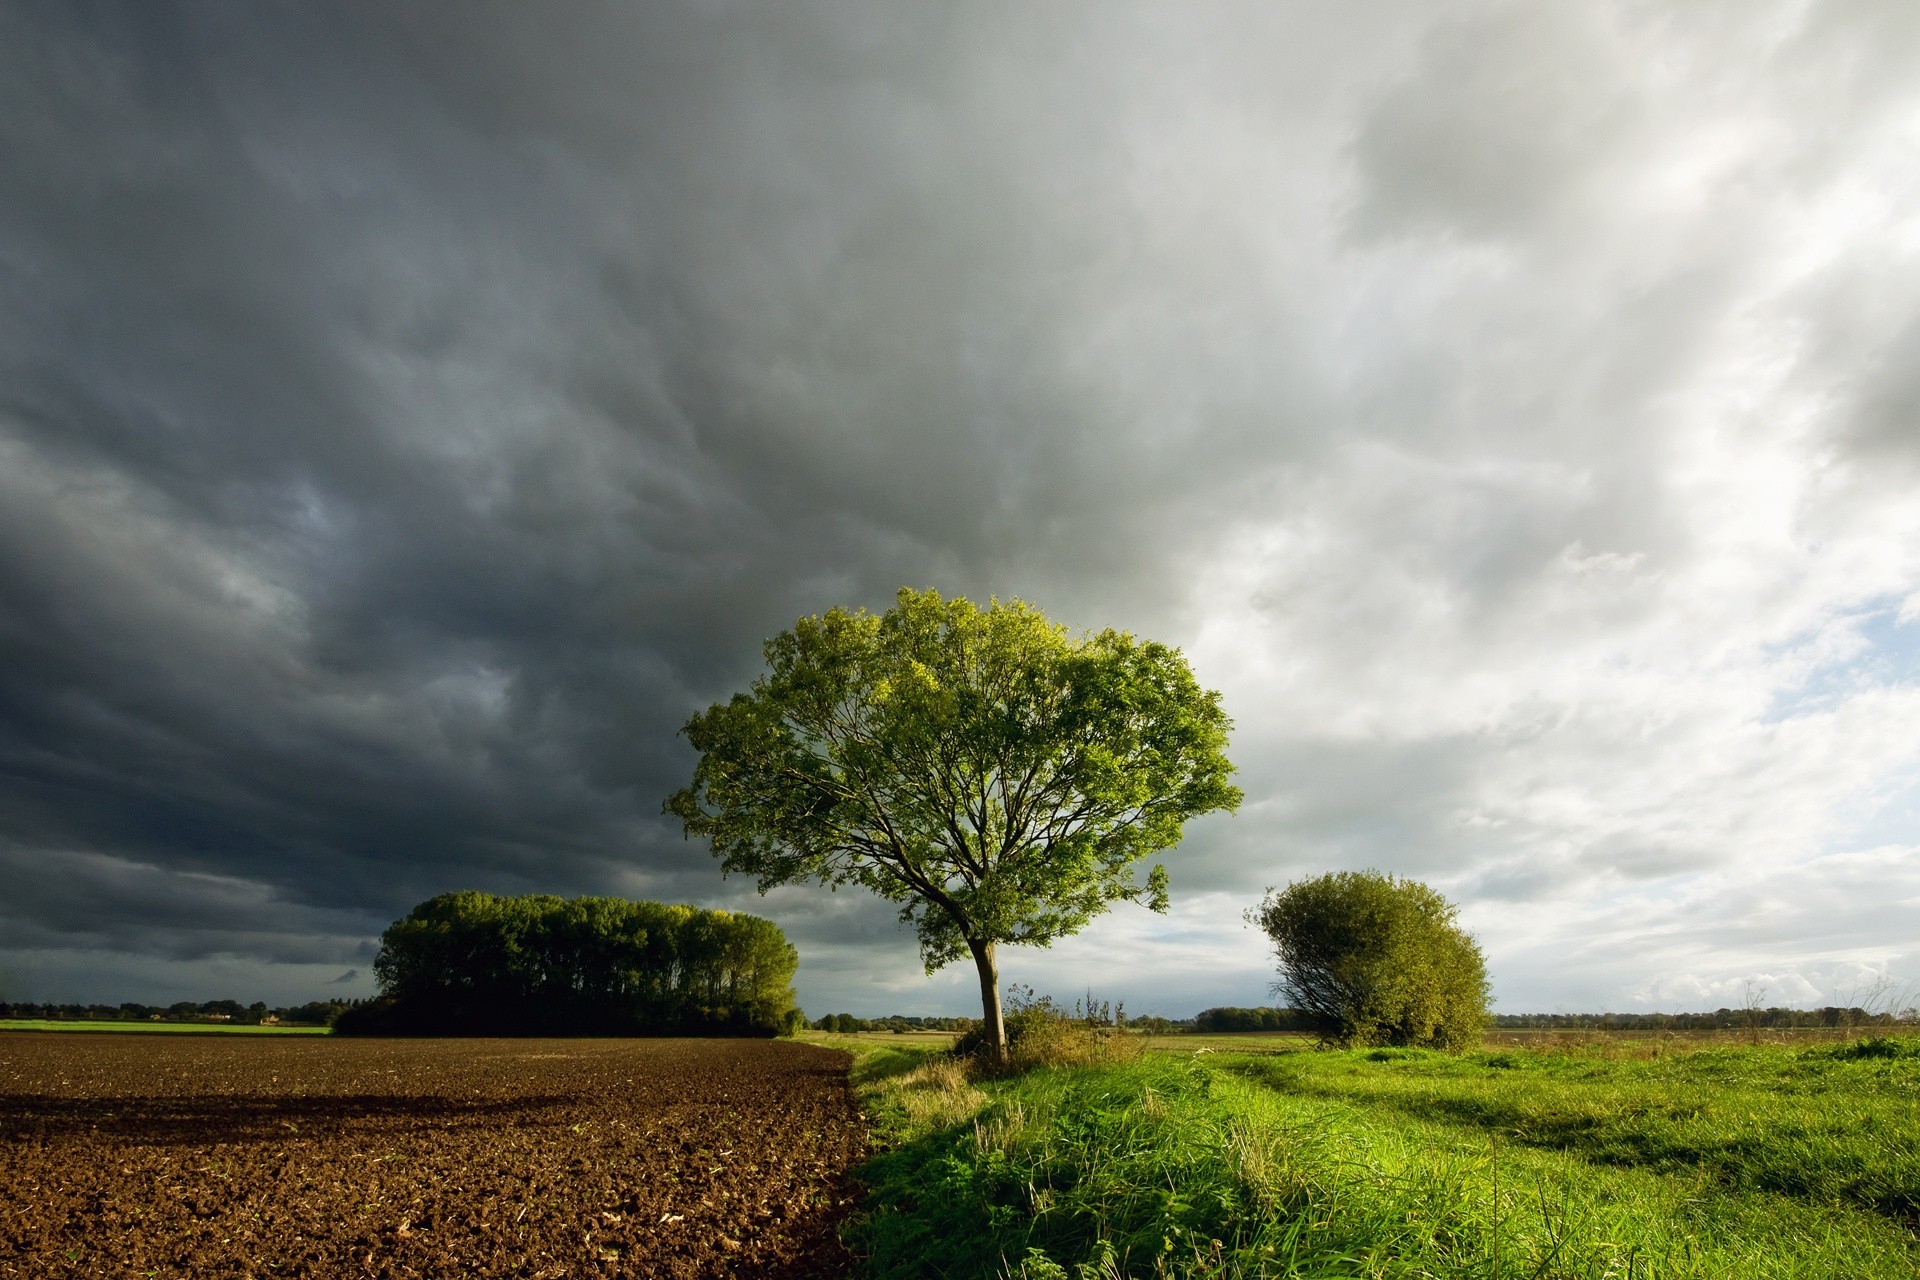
[954,985,1144,1076]
[886,1055,987,1130]
[1823,1035,1919,1061]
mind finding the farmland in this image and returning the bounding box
[0,1033,864,1279]
[8,1027,1918,1278]
[0,1019,330,1035]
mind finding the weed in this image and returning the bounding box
[894,1056,988,1130]
[1822,1035,1920,1062]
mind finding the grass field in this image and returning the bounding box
[806,1028,961,1051]
[820,1031,1920,1278]
[0,1019,331,1035]
[1143,1026,1897,1055]
[1142,1031,1311,1054]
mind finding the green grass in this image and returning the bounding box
[832,1035,1920,1279]
[800,1028,961,1052]
[1145,1032,1312,1055]
[0,1019,332,1035]
[1229,1038,1920,1225]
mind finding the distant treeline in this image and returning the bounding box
[800,1005,1919,1034]
[338,891,800,1036]
[810,1013,976,1033]
[0,999,354,1025]
[1192,1006,1317,1032]
[808,1011,1196,1033]
[24,994,1906,1038]
[1494,1007,1916,1031]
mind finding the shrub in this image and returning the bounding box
[1251,870,1489,1050]
[1820,1035,1920,1061]
[954,987,1143,1075]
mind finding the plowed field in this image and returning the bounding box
[0,1034,866,1278]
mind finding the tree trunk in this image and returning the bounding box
[968,937,1005,1061]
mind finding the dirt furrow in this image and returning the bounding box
[0,1034,866,1278]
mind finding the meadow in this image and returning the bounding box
[814,1029,1920,1279]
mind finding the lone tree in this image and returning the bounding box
[666,588,1241,1059]
[1251,870,1488,1049]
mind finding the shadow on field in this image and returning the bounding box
[0,1093,571,1145]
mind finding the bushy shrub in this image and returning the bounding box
[1251,870,1488,1050]
[954,987,1143,1075]
[1821,1035,1920,1061]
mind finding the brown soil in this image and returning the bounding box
[0,1033,866,1279]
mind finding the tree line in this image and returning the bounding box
[810,1013,976,1033]
[1192,1006,1319,1033]
[1494,1007,1915,1031]
[0,999,353,1025]
[338,891,800,1036]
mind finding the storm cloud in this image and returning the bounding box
[3,1,1917,1015]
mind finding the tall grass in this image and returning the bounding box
[842,1036,1920,1278]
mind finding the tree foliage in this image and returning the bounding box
[666,587,1240,1055]
[340,891,798,1035]
[1251,871,1488,1049]
[1192,1005,1317,1033]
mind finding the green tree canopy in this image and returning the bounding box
[1250,870,1489,1050]
[666,587,1241,1057]
[342,891,798,1035]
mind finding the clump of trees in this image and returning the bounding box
[1192,1006,1317,1033]
[337,891,799,1036]
[667,588,1240,1060]
[1252,870,1488,1049]
[811,1013,976,1033]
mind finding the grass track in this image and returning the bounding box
[822,1034,1920,1278]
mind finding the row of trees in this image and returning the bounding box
[811,1013,976,1033]
[21,993,1910,1039]
[1192,1006,1319,1033]
[342,892,800,1035]
[0,999,351,1025]
[1495,1007,1916,1031]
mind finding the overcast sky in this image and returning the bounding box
[4,1,1917,1017]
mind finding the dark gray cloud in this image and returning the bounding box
[4,2,1919,1014]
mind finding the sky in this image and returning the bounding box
[3,1,1918,1018]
